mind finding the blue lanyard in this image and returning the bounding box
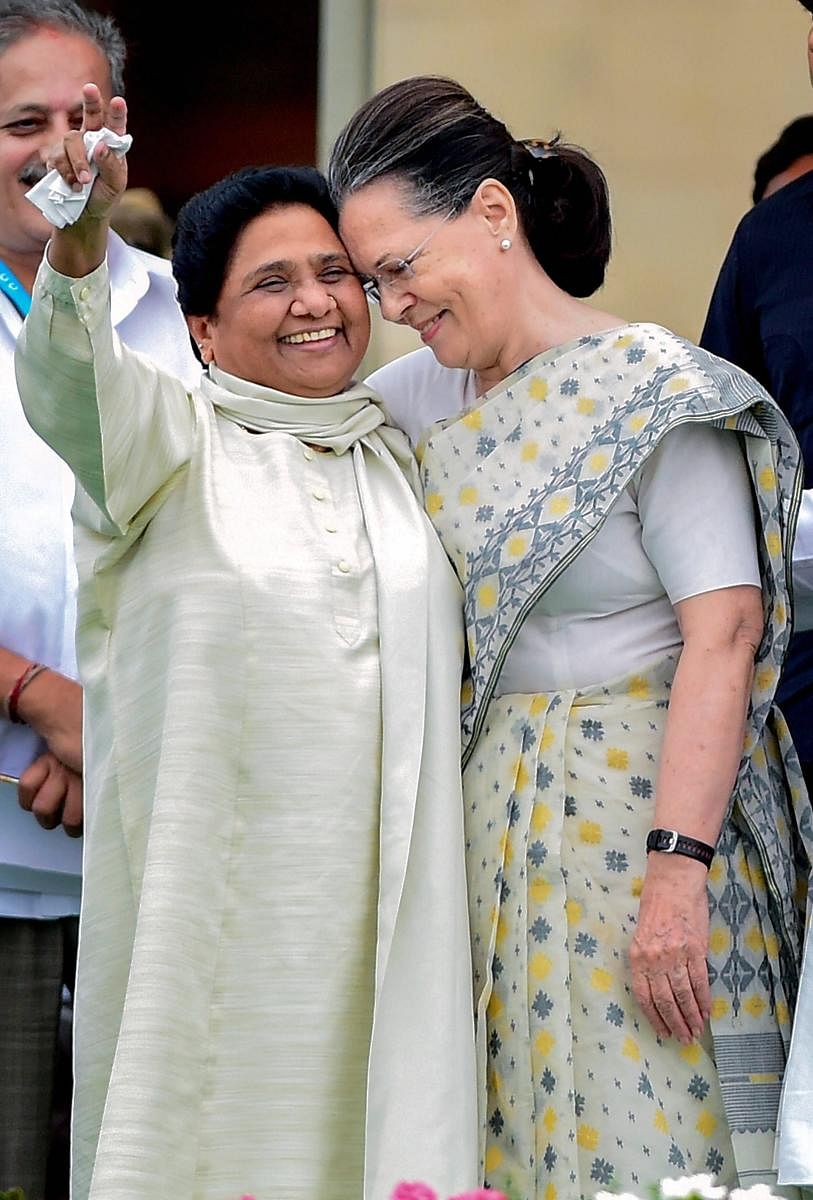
[0,260,30,318]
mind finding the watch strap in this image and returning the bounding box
[645,827,715,868]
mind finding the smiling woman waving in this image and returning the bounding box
[13,84,478,1200]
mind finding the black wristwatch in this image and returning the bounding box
[645,828,715,869]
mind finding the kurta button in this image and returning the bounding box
[312,488,327,501]
[303,447,314,461]
[324,523,337,533]
[337,560,351,573]
[79,286,91,300]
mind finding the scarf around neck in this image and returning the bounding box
[202,363,389,456]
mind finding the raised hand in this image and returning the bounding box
[47,82,129,222]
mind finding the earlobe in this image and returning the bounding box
[473,177,518,245]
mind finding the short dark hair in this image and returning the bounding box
[171,165,340,319]
[0,0,125,95]
[328,75,611,299]
[752,114,813,202]
[800,1,813,15]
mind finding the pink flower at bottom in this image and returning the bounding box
[390,1184,439,1200]
[450,1191,508,1200]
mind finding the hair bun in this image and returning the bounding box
[522,139,611,298]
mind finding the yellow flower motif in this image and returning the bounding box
[589,452,608,472]
[426,492,444,515]
[462,408,482,430]
[514,758,530,792]
[745,927,765,955]
[591,967,613,993]
[577,396,596,415]
[696,1111,717,1137]
[606,747,629,770]
[529,376,549,401]
[750,1072,779,1084]
[711,997,729,1019]
[521,440,539,461]
[775,602,787,626]
[708,927,729,955]
[766,531,782,558]
[565,899,583,925]
[667,376,690,394]
[542,1106,557,1133]
[531,952,553,980]
[507,534,528,557]
[752,747,767,770]
[653,1109,670,1134]
[614,334,635,349]
[708,860,724,884]
[489,1068,503,1096]
[496,915,508,946]
[630,876,644,898]
[545,1184,557,1200]
[724,415,738,429]
[478,582,498,609]
[744,995,768,1018]
[531,878,553,904]
[485,1146,503,1173]
[533,802,553,832]
[549,494,571,516]
[622,1037,640,1061]
[535,1029,555,1057]
[577,1124,600,1150]
[680,1043,702,1065]
[540,726,556,751]
[777,1000,790,1026]
[579,820,603,844]
[629,414,647,432]
[459,485,478,505]
[628,675,650,699]
[461,678,474,706]
[487,992,503,1019]
[760,466,776,490]
[755,666,775,692]
[530,694,547,716]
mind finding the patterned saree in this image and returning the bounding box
[417,324,813,1200]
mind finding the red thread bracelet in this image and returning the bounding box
[4,662,47,725]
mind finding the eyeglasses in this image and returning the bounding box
[360,209,455,305]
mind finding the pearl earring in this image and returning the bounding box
[500,238,512,251]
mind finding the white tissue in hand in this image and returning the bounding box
[25,127,132,229]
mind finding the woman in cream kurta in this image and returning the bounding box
[15,99,477,1200]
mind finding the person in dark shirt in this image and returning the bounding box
[752,113,813,203]
[701,0,813,785]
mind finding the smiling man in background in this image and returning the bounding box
[0,3,197,1195]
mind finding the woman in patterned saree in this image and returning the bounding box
[328,76,813,1199]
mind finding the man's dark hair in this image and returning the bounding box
[0,0,125,95]
[753,114,813,202]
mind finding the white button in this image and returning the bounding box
[303,447,315,461]
[337,560,352,574]
[324,523,338,533]
[79,286,91,301]
[312,488,327,501]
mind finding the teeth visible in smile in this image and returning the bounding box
[416,313,442,333]
[279,328,339,344]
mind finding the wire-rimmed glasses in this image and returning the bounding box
[360,209,456,305]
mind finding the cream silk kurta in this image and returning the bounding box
[15,256,478,1200]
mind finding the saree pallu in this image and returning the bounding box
[417,323,813,1195]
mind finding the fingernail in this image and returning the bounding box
[78,170,91,184]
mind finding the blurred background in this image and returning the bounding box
[98,0,812,371]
